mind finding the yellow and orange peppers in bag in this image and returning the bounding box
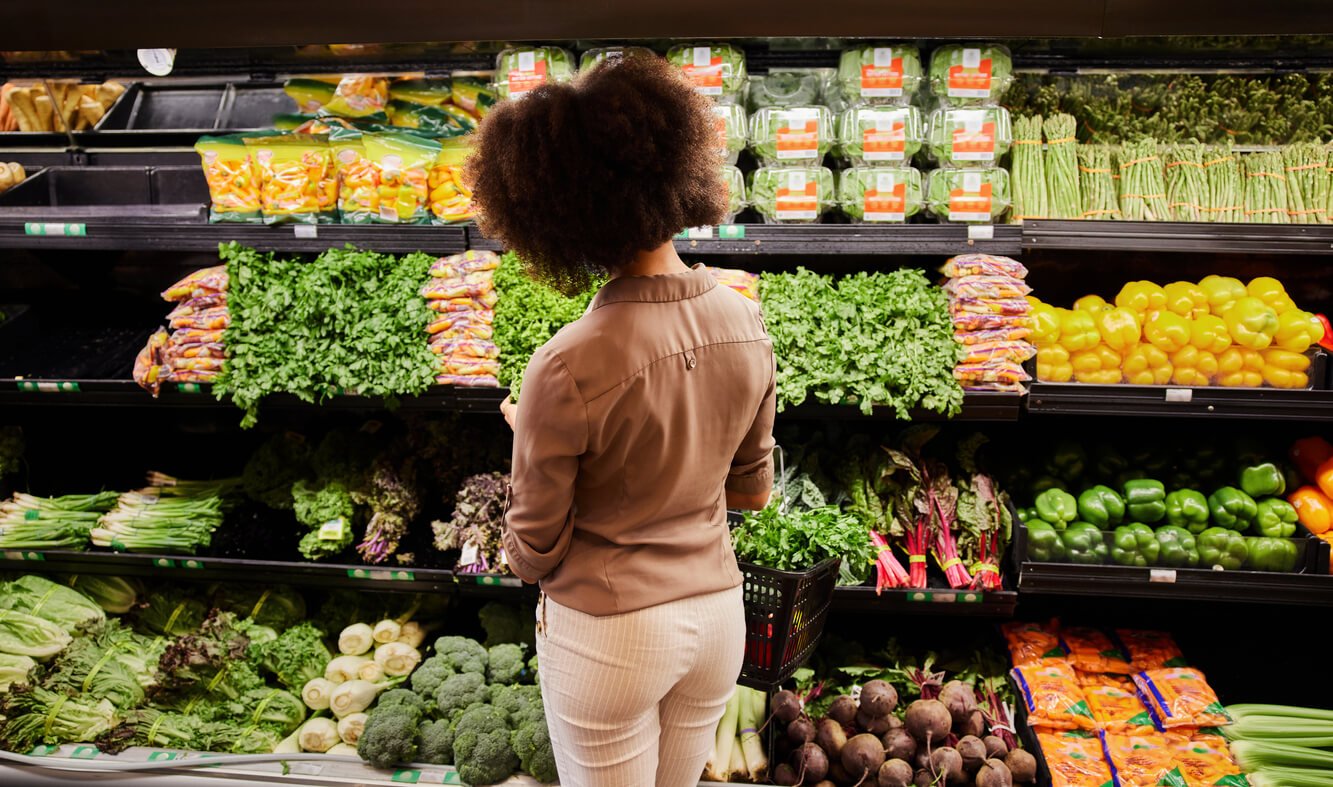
[245,134,338,224]
[429,136,476,225]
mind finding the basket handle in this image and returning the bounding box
[775,444,787,514]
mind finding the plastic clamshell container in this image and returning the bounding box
[721,164,746,223]
[666,43,747,102]
[578,45,657,72]
[837,105,924,165]
[836,44,923,106]
[748,165,836,224]
[493,47,576,101]
[713,104,748,165]
[927,106,1013,166]
[928,43,1014,105]
[926,167,1011,224]
[838,166,924,223]
[744,71,823,111]
[748,105,834,165]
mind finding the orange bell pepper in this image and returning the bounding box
[1123,343,1172,386]
[1115,281,1167,314]
[1074,294,1111,313]
[1291,485,1333,535]
[1163,281,1209,319]
[1291,437,1333,484]
[1189,313,1232,354]
[1058,309,1101,353]
[1037,345,1074,383]
[1095,307,1142,353]
[1317,457,1333,501]
[1246,276,1297,316]
[1144,311,1191,353]
[1198,275,1246,315]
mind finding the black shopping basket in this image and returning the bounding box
[737,557,841,690]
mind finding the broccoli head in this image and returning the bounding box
[417,718,456,765]
[410,655,455,697]
[376,688,429,715]
[435,671,489,721]
[527,653,539,682]
[356,705,422,769]
[512,719,558,784]
[433,636,488,675]
[486,643,527,686]
[477,602,536,647]
[490,684,544,729]
[453,705,519,785]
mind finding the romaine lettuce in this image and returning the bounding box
[837,106,924,165]
[838,166,923,223]
[926,106,1012,166]
[748,166,836,224]
[748,106,834,165]
[494,47,575,101]
[928,44,1013,106]
[666,43,747,100]
[926,167,1011,223]
[836,45,923,105]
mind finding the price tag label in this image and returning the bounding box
[175,383,205,394]
[147,751,179,762]
[968,225,995,240]
[393,769,423,783]
[1149,569,1178,583]
[4,550,45,561]
[293,225,318,239]
[676,226,714,240]
[153,558,177,568]
[1165,388,1193,403]
[24,222,87,237]
[181,559,205,570]
[476,575,523,587]
[28,745,59,756]
[70,745,100,759]
[346,568,416,581]
[718,224,746,239]
[16,381,80,393]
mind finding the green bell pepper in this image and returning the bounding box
[1128,447,1172,477]
[1077,485,1125,528]
[1197,527,1249,570]
[1164,490,1210,534]
[1016,507,1037,523]
[1092,444,1129,483]
[1035,488,1078,528]
[1031,475,1063,495]
[1177,444,1226,487]
[1254,498,1299,538]
[1025,521,1067,562]
[1045,441,1087,484]
[1122,479,1167,524]
[1208,487,1258,531]
[1240,462,1286,498]
[1154,526,1200,568]
[1061,522,1108,565]
[1111,523,1160,567]
[1245,536,1300,572]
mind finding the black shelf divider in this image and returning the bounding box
[1023,219,1333,255]
[1026,381,1333,422]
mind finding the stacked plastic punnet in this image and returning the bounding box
[422,250,501,388]
[944,254,1035,393]
[133,266,229,396]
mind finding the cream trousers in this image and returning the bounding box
[535,585,746,787]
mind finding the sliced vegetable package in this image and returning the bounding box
[960,341,1036,365]
[133,329,170,396]
[162,266,228,302]
[1132,668,1230,729]
[320,75,389,120]
[721,164,746,222]
[837,106,924,165]
[495,47,575,101]
[928,44,1013,105]
[165,293,227,321]
[954,361,1030,387]
[749,106,834,165]
[1037,731,1114,787]
[836,44,923,105]
[1101,733,1182,787]
[748,166,836,224]
[427,315,494,341]
[169,307,230,331]
[1172,739,1245,786]
[1115,630,1186,672]
[431,250,501,278]
[430,338,499,359]
[949,296,1030,316]
[421,271,496,300]
[955,326,1032,345]
[745,71,823,111]
[838,166,923,223]
[1061,628,1133,674]
[706,266,760,302]
[1012,660,1096,731]
[579,46,656,72]
[436,374,499,387]
[953,313,1030,332]
[927,106,1012,166]
[195,135,262,223]
[438,357,501,377]
[666,43,747,101]
[428,291,498,312]
[999,619,1066,668]
[362,132,439,224]
[927,167,1011,223]
[942,254,1028,280]
[428,136,476,225]
[1086,685,1155,734]
[712,104,748,165]
[245,134,337,224]
[944,275,1032,299]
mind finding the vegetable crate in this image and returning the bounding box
[737,557,840,690]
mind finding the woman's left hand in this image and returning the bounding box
[500,397,518,431]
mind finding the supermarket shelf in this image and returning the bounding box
[829,585,1018,616]
[1017,561,1333,606]
[1023,219,1333,255]
[1026,381,1333,421]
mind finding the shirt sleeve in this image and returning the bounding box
[726,347,777,495]
[502,348,587,585]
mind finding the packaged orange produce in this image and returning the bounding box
[954,360,1031,386]
[169,307,230,331]
[1085,684,1154,735]
[941,253,1028,279]
[955,326,1033,345]
[1102,733,1181,787]
[163,342,226,362]
[436,373,499,387]
[431,250,500,278]
[161,266,228,302]
[363,132,438,224]
[1076,671,1136,693]
[1061,628,1133,674]
[961,340,1037,365]
[707,266,761,301]
[1036,731,1114,787]
[944,274,1033,299]
[1002,620,1067,666]
[330,129,379,224]
[953,312,1031,332]
[171,328,226,346]
[166,294,228,321]
[421,271,496,301]
[428,290,499,312]
[1116,630,1187,672]
[195,135,262,223]
[246,134,338,224]
[950,296,1032,316]
[1133,668,1230,730]
[133,329,170,396]
[1173,739,1246,787]
[1012,660,1096,731]
[429,137,475,225]
[430,339,499,359]
[427,314,494,341]
[169,369,221,384]
[438,358,501,377]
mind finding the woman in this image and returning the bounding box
[465,54,776,786]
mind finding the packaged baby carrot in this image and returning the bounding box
[1085,684,1155,735]
[430,250,500,278]
[1002,620,1067,667]
[1012,659,1096,731]
[1076,670,1136,693]
[1173,738,1247,787]
[1116,630,1188,672]
[246,134,337,224]
[1037,731,1114,787]
[1061,628,1134,675]
[195,135,262,223]
[1132,668,1231,730]
[362,132,439,224]
[162,266,228,302]
[1101,733,1182,787]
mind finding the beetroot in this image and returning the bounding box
[794,742,831,782]
[842,734,887,783]
[860,680,900,718]
[858,708,896,736]
[817,718,849,759]
[913,770,934,787]
[829,760,853,786]
[877,758,914,787]
[956,735,986,775]
[882,728,917,762]
[1005,749,1037,784]
[955,709,986,739]
[939,681,978,728]
[904,699,951,745]
[789,716,817,746]
[983,735,1009,761]
[773,763,799,786]
[829,695,859,727]
[773,690,803,724]
[929,747,965,784]
[977,758,1013,787]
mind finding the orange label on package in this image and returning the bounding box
[776,110,820,160]
[714,113,729,153]
[776,171,819,219]
[508,51,548,96]
[864,172,906,222]
[952,115,996,161]
[681,47,726,95]
[864,119,907,161]
[949,172,993,221]
[948,48,994,97]
[860,47,904,97]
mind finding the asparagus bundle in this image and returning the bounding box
[1117,138,1170,221]
[1204,145,1243,223]
[1164,143,1207,222]
[1242,150,1290,224]
[1009,115,1048,223]
[1282,143,1330,224]
[1043,113,1080,219]
[1077,145,1121,220]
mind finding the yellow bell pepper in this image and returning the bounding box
[1221,296,1279,349]
[1198,275,1247,315]
[1216,347,1264,388]
[1123,343,1172,386]
[1058,309,1101,353]
[1163,281,1209,319]
[1144,311,1191,353]
[1074,294,1111,313]
[1115,281,1168,314]
[1030,303,1062,345]
[1261,348,1310,372]
[1037,345,1073,383]
[1072,344,1122,384]
[1246,276,1297,315]
[1189,313,1232,354]
[1170,346,1219,387]
[1273,309,1323,353]
[1262,364,1309,389]
[1094,307,1142,353]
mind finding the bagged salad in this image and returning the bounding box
[712,104,747,165]
[748,106,833,165]
[837,106,923,164]
[927,106,1012,166]
[928,44,1013,105]
[745,71,823,111]
[838,166,923,223]
[666,43,746,101]
[927,167,1010,223]
[721,165,746,222]
[495,47,575,100]
[579,46,655,72]
[836,44,923,105]
[748,166,835,224]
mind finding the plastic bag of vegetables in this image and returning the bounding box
[837,106,923,165]
[926,167,1011,224]
[836,44,923,105]
[494,47,575,101]
[667,43,747,101]
[748,166,835,223]
[928,44,1013,105]
[578,45,655,72]
[748,106,834,165]
[839,166,923,223]
[927,107,1012,166]
[721,165,746,223]
[712,104,748,165]
[745,71,822,111]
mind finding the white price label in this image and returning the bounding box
[518,50,536,71]
[1165,388,1194,402]
[873,47,894,67]
[1149,569,1178,583]
[876,173,895,192]
[963,172,982,192]
[787,171,807,190]
[962,48,982,68]
[693,47,712,67]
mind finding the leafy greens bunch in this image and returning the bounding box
[492,253,599,395]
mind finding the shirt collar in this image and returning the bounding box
[590,263,716,309]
